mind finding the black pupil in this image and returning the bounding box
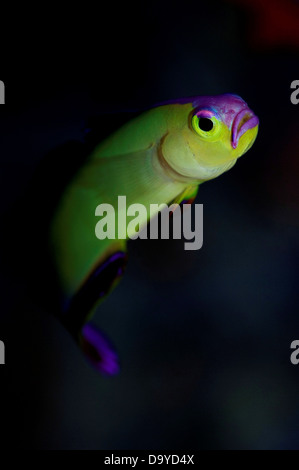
[198,117,213,132]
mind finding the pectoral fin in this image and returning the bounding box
[170,184,199,206]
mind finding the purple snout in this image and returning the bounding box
[231,109,259,149]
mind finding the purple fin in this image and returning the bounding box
[80,323,120,375]
[60,251,127,375]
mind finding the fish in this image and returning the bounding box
[49,94,259,375]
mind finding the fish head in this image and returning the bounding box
[160,94,259,182]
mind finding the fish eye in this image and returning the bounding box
[198,117,214,132]
[191,111,221,140]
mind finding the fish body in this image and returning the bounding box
[49,94,259,374]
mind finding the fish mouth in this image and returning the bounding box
[231,109,259,149]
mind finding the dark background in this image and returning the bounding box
[0,0,299,449]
